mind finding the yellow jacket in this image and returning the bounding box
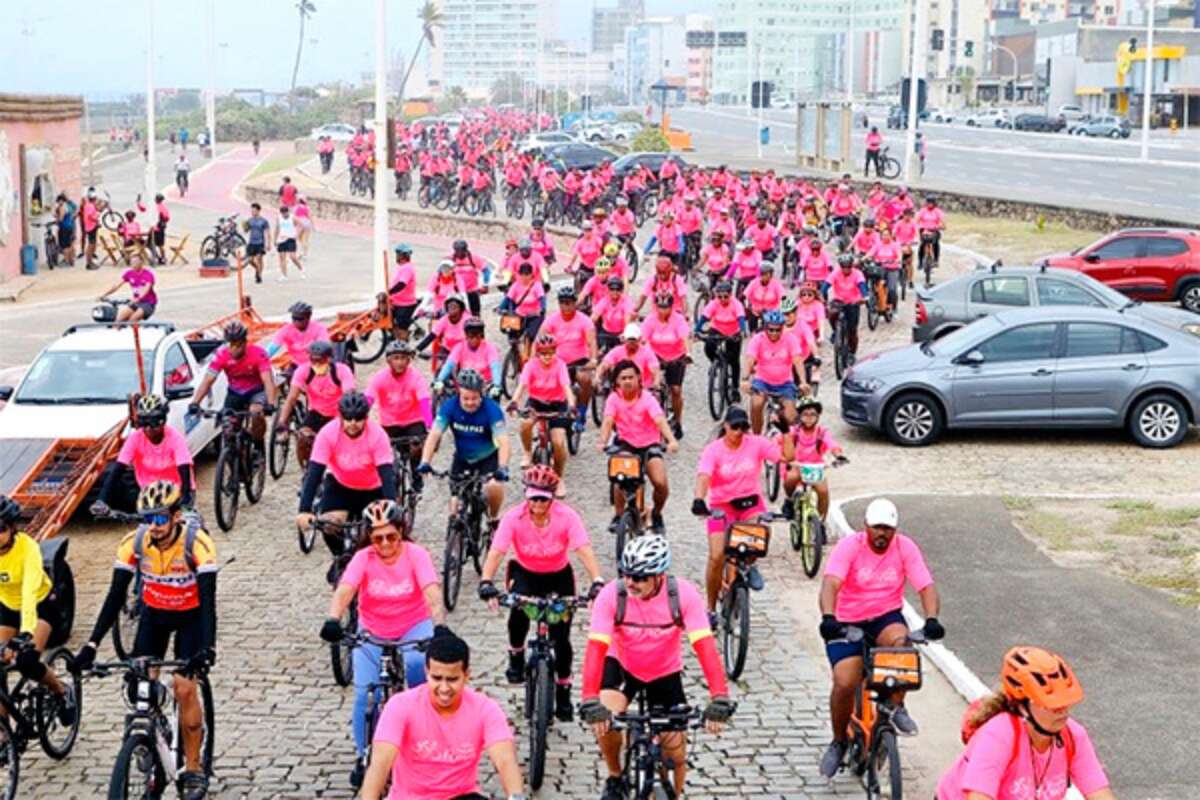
[0,533,53,634]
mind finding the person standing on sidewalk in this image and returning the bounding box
[151,194,170,266]
[81,190,100,270]
[274,205,304,282]
[278,176,298,211]
[294,196,313,258]
[864,126,884,178]
[53,194,77,266]
[243,203,271,284]
[915,132,927,176]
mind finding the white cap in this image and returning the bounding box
[864,498,898,528]
[622,322,642,340]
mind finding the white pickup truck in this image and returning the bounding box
[0,322,229,505]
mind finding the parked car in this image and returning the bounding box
[518,132,579,154]
[1012,113,1066,132]
[542,142,616,172]
[1037,228,1200,313]
[964,108,1010,127]
[309,123,357,141]
[610,122,644,142]
[611,151,689,179]
[912,265,1200,342]
[923,108,955,124]
[575,122,614,143]
[1072,115,1131,138]
[842,307,1200,448]
[1057,104,1089,124]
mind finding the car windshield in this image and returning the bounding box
[14,349,150,404]
[924,319,996,356]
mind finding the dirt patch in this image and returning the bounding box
[1003,495,1200,607]
[946,212,1102,266]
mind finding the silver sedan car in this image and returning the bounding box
[842,307,1200,448]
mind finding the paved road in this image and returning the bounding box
[842,494,1197,800]
[669,106,1200,221]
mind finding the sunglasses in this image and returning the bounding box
[729,421,750,431]
[142,512,172,526]
[766,327,783,334]
[371,532,401,544]
[623,573,654,583]
[342,414,368,423]
[527,496,552,504]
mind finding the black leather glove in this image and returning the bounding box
[72,643,97,673]
[493,467,509,482]
[691,498,709,517]
[703,696,736,723]
[478,580,500,601]
[922,617,945,641]
[261,403,276,415]
[416,462,433,475]
[184,647,214,677]
[187,403,201,415]
[433,624,454,639]
[15,639,41,677]
[320,618,344,643]
[579,699,611,724]
[587,579,605,601]
[819,614,845,642]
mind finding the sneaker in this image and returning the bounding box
[506,651,526,684]
[178,770,209,800]
[276,274,288,283]
[56,684,77,727]
[781,499,795,520]
[670,420,683,440]
[600,776,629,800]
[819,739,847,778]
[298,270,308,280]
[573,417,586,433]
[651,512,666,535]
[891,705,919,736]
[349,756,367,789]
[707,609,720,630]
[555,684,573,722]
[747,565,765,591]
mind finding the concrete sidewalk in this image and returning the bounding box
[841,494,1197,800]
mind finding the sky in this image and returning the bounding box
[1,0,712,97]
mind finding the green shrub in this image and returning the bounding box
[629,126,670,153]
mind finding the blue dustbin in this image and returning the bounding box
[760,126,770,146]
[21,245,38,275]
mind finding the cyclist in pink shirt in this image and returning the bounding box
[387,244,420,340]
[596,360,679,535]
[700,231,731,279]
[641,293,692,439]
[598,323,660,390]
[361,634,524,800]
[540,286,598,432]
[696,282,748,403]
[276,340,356,467]
[507,335,576,483]
[817,498,942,777]
[415,295,467,374]
[742,310,810,433]
[580,536,734,800]
[478,465,604,719]
[426,260,468,313]
[189,322,278,449]
[269,302,330,369]
[321,499,448,788]
[646,212,682,258]
[936,647,1114,800]
[691,405,782,610]
[567,222,604,278]
[591,277,635,354]
[916,196,946,266]
[779,396,844,521]
[634,252,688,318]
[436,318,503,391]
[92,394,194,515]
[802,238,833,294]
[725,239,763,293]
[610,197,637,243]
[851,217,881,256]
[824,254,868,361]
[365,339,433,487]
[744,261,784,328]
[528,217,558,266]
[893,208,919,290]
[747,210,779,259]
[868,227,904,310]
[450,240,490,316]
[499,261,547,361]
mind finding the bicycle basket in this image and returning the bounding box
[866,647,922,692]
[725,522,770,557]
[608,451,642,482]
[798,463,825,484]
[862,261,885,279]
[499,313,524,333]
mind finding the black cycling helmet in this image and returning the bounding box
[837,253,856,268]
[557,285,578,301]
[289,301,313,318]
[531,217,545,227]
[605,276,624,290]
[223,321,248,342]
[456,369,485,392]
[136,394,169,425]
[463,316,486,333]
[385,339,416,356]
[0,495,22,527]
[797,395,823,415]
[307,340,334,359]
[714,280,733,294]
[452,239,468,251]
[338,391,371,420]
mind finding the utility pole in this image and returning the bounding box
[1139,0,1156,161]
[206,0,217,159]
[372,0,388,294]
[903,0,927,182]
[756,44,764,158]
[145,0,157,201]
[846,0,855,102]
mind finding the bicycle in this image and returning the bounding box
[605,446,649,564]
[395,170,412,201]
[618,234,641,284]
[787,456,848,578]
[504,185,526,219]
[307,517,369,686]
[498,311,528,400]
[89,657,215,800]
[497,592,587,791]
[465,189,496,218]
[708,510,780,680]
[611,699,707,800]
[34,220,62,269]
[918,231,938,288]
[828,300,854,381]
[877,146,902,180]
[518,409,559,468]
[698,332,740,421]
[759,391,789,502]
[429,469,494,612]
[862,259,891,331]
[97,190,124,232]
[0,648,82,798]
[200,409,266,533]
[832,626,926,799]
[198,214,245,262]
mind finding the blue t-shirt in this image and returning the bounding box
[246,216,270,245]
[435,395,505,464]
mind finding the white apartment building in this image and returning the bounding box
[435,0,556,96]
[902,0,990,107]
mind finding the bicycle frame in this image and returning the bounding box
[614,698,703,800]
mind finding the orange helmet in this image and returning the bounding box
[1001,646,1084,708]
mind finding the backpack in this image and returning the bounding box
[615,575,683,629]
[132,515,204,575]
[960,701,1076,783]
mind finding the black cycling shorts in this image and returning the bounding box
[384,421,428,443]
[451,450,500,479]
[224,387,268,412]
[505,560,576,597]
[302,409,332,432]
[601,658,687,708]
[134,606,206,661]
[391,303,419,331]
[528,398,571,430]
[613,438,664,466]
[318,475,382,519]
[0,591,64,632]
[661,357,687,387]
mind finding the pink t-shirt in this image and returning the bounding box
[803,250,832,283]
[366,366,431,427]
[122,269,157,305]
[389,262,418,306]
[823,531,934,622]
[540,311,594,364]
[117,427,193,488]
[748,223,776,252]
[592,294,635,336]
[916,207,944,232]
[870,240,903,270]
[727,249,763,281]
[697,434,780,504]
[272,321,331,367]
[339,543,438,638]
[207,345,271,395]
[795,300,826,340]
[291,362,355,418]
[602,345,659,386]
[448,341,500,381]
[373,684,513,800]
[747,330,804,385]
[604,390,665,448]
[786,425,841,464]
[506,278,545,317]
[589,577,710,682]
[491,500,590,573]
[828,269,867,304]
[745,277,784,315]
[520,356,571,403]
[936,715,1109,800]
[432,315,467,354]
[641,312,690,362]
[702,298,746,337]
[311,419,394,490]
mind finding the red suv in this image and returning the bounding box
[1038,228,1200,314]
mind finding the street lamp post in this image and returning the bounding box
[846,0,855,102]
[903,0,928,182]
[1139,0,1156,161]
[145,0,157,201]
[993,44,1020,101]
[756,44,764,158]
[372,0,388,294]
[206,0,217,160]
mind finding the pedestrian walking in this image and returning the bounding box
[242,203,271,284]
[864,126,884,178]
[915,132,927,176]
[275,205,304,282]
[151,194,170,265]
[294,196,314,258]
[278,176,298,211]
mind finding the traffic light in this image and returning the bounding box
[931,29,945,51]
[964,40,974,58]
[1128,36,1138,53]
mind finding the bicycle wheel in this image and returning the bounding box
[35,648,81,759]
[881,157,901,180]
[107,732,167,800]
[464,194,479,217]
[512,196,525,220]
[45,234,61,268]
[721,582,751,680]
[692,293,707,325]
[199,235,220,262]
[614,507,637,565]
[590,386,604,427]
[442,519,466,612]
[567,414,582,455]
[417,186,431,208]
[243,442,266,504]
[866,290,880,331]
[626,245,640,284]
[899,273,908,302]
[102,209,123,232]
[331,600,357,687]
[474,514,492,574]
[213,446,240,532]
[501,348,521,400]
[800,506,825,579]
[921,252,933,288]
[867,729,903,800]
[175,676,215,778]
[0,714,16,800]
[707,361,727,421]
[112,592,140,660]
[532,439,552,468]
[528,656,553,791]
[349,329,388,365]
[268,423,290,479]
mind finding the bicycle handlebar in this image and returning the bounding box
[87,657,195,679]
[498,592,589,610]
[839,625,927,646]
[611,705,705,732]
[340,632,431,651]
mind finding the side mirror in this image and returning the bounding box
[1083,253,1101,263]
[958,350,985,366]
[0,386,13,402]
[165,385,194,401]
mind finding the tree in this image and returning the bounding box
[629,126,669,153]
[290,1,317,106]
[490,73,525,106]
[399,1,444,102]
[439,86,469,113]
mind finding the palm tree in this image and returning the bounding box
[398,1,444,102]
[290,0,317,105]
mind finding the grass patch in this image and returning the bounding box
[1105,499,1155,512]
[1109,506,1200,537]
[944,211,1101,266]
[1002,495,1035,511]
[1133,573,1200,607]
[1025,511,1078,551]
[244,152,311,182]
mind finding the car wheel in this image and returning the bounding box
[1128,393,1189,449]
[884,392,944,447]
[1109,129,1121,139]
[1178,281,1200,314]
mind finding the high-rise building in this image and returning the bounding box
[903,0,989,106]
[594,0,645,53]
[686,14,716,103]
[435,0,556,96]
[623,17,688,105]
[987,0,1126,25]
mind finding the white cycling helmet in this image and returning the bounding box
[620,534,671,578]
[864,498,899,528]
[622,322,642,341]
